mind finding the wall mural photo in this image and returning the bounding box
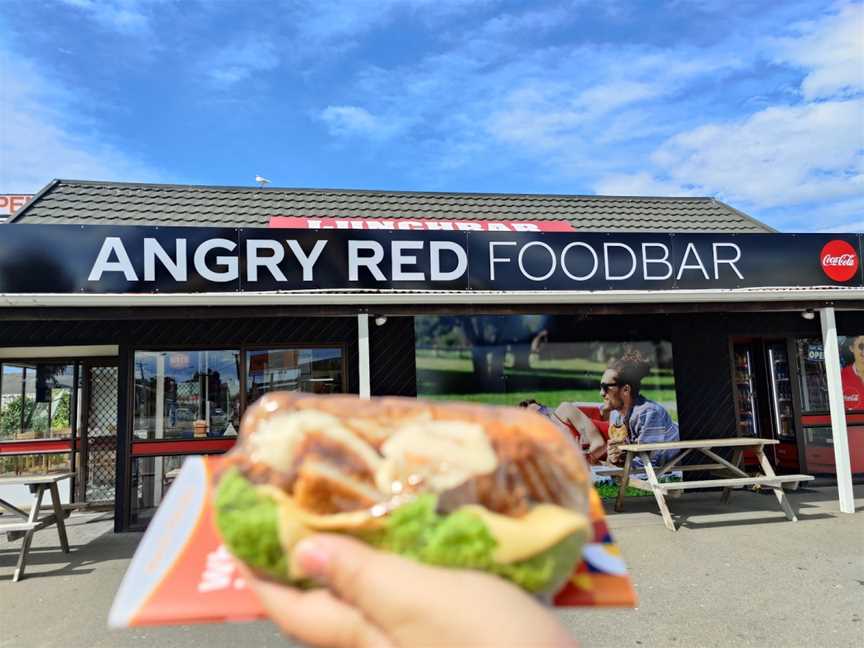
[415,315,680,497]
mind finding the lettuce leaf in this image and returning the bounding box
[215,470,584,594]
[214,468,288,580]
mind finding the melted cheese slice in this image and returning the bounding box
[459,504,589,564]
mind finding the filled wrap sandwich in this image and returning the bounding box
[213,393,592,598]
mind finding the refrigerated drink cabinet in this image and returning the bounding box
[795,338,864,475]
[767,344,793,435]
[729,339,801,471]
[733,345,759,438]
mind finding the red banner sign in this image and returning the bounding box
[269,216,574,232]
[0,194,32,216]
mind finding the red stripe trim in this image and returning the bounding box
[131,439,236,456]
[802,413,864,426]
[0,439,73,454]
[802,415,831,426]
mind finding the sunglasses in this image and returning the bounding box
[600,382,620,393]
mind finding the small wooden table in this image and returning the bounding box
[0,472,73,581]
[606,439,813,531]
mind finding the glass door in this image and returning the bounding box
[767,342,795,442]
[733,345,759,437]
[795,337,864,474]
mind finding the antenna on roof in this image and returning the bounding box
[255,175,271,189]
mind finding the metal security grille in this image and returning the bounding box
[83,365,118,503]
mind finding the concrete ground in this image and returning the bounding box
[1,486,862,648]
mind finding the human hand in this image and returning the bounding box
[246,533,577,648]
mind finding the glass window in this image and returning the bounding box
[0,453,73,505]
[0,452,71,477]
[246,347,344,404]
[1,364,75,440]
[796,339,829,412]
[133,350,241,440]
[129,454,191,529]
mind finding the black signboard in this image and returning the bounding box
[0,224,861,294]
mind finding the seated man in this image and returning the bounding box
[599,351,679,467]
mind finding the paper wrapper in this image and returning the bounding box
[109,456,636,628]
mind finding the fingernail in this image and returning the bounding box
[291,538,331,579]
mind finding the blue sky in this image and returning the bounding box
[1,0,861,232]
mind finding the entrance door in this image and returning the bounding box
[78,362,119,504]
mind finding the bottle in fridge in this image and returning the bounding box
[767,342,795,442]
[732,344,759,438]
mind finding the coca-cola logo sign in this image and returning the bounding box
[820,240,859,282]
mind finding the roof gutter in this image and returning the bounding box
[2,287,863,308]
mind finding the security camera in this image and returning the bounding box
[374,316,388,326]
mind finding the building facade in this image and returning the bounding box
[1,180,860,530]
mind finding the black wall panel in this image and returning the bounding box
[370,316,417,397]
[837,310,864,332]
[670,316,737,441]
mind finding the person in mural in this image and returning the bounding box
[599,350,679,466]
[518,399,607,462]
[841,335,864,411]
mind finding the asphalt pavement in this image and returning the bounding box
[1,485,862,648]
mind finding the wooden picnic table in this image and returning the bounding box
[0,472,73,581]
[605,438,813,531]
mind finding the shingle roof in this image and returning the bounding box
[10,179,774,233]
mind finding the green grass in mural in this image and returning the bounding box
[593,476,682,500]
[415,354,675,387]
[416,350,674,374]
[594,484,650,499]
[415,346,679,421]
[415,355,474,373]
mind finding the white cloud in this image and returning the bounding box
[288,0,486,57]
[824,220,864,232]
[485,76,671,155]
[319,105,405,140]
[772,2,864,100]
[203,38,279,88]
[591,3,864,230]
[648,99,863,207]
[594,171,697,197]
[474,4,576,38]
[0,49,164,193]
[56,0,168,35]
[782,194,864,232]
[306,1,858,231]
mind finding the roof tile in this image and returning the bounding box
[12,180,773,233]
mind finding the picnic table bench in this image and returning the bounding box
[603,438,813,531]
[0,472,73,581]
